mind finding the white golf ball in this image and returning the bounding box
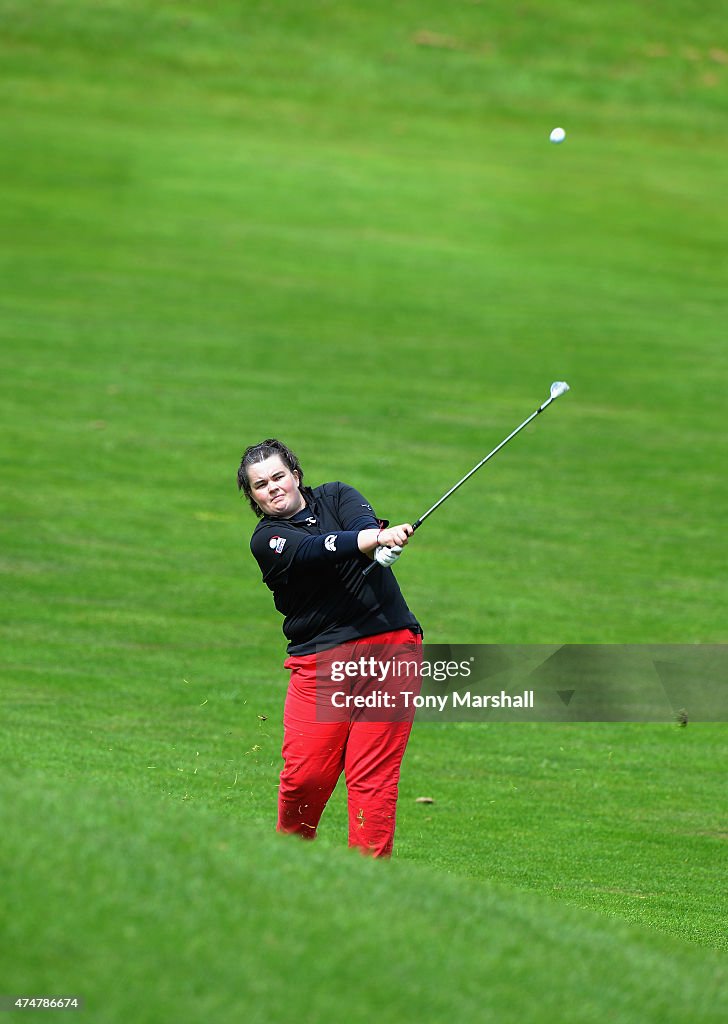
[549,127,566,144]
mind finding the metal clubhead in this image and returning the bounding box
[549,381,570,400]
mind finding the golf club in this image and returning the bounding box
[363,381,570,576]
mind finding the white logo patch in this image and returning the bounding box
[324,534,338,552]
[269,536,287,554]
[305,516,318,525]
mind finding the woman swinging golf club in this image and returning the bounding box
[238,388,569,855]
[238,439,422,858]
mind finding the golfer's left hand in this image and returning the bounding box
[374,545,403,567]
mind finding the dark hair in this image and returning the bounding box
[237,438,306,518]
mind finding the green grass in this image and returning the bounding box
[1,1,727,1020]
[3,773,727,1024]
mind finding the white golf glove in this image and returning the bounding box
[374,544,403,567]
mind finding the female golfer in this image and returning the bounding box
[238,438,422,857]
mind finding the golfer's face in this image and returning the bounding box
[248,456,305,518]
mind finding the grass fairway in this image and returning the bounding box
[3,774,727,1024]
[1,1,727,1020]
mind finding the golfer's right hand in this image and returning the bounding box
[374,545,403,567]
[378,523,414,548]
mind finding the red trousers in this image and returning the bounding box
[277,628,421,858]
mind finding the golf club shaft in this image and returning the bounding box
[362,389,563,577]
[412,395,555,529]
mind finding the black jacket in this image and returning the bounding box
[250,481,421,654]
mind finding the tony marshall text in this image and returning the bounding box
[330,690,535,711]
